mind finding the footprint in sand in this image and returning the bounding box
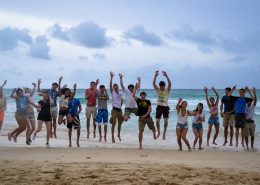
[86,157,92,159]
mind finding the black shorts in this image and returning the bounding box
[67,115,81,129]
[156,105,170,119]
[37,113,52,122]
[235,114,246,128]
[59,109,68,116]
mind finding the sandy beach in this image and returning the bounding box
[0,147,260,185]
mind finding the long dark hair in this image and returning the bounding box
[194,103,203,113]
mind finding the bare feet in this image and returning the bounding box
[213,142,218,145]
[112,137,115,143]
[76,141,80,147]
[87,132,90,139]
[223,141,228,146]
[207,141,209,146]
[69,143,72,147]
[53,132,57,139]
[153,133,156,140]
[8,133,12,141]
[162,133,166,140]
[139,145,142,149]
[99,136,102,142]
[12,135,17,143]
[230,142,233,146]
[199,147,204,150]
[117,134,122,141]
[156,132,160,139]
[93,131,96,139]
[104,135,107,142]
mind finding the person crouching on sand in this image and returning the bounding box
[204,86,220,146]
[192,103,205,150]
[133,81,156,149]
[33,93,53,147]
[176,98,194,151]
[67,84,82,147]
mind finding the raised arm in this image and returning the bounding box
[58,76,63,94]
[94,79,99,93]
[212,87,219,105]
[119,73,125,91]
[176,98,182,113]
[110,72,115,93]
[153,71,159,91]
[162,71,171,92]
[252,87,257,107]
[204,87,211,108]
[133,83,140,100]
[228,85,236,96]
[30,83,36,97]
[136,77,141,92]
[73,83,77,95]
[0,80,7,89]
[10,88,18,100]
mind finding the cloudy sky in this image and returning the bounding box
[0,0,260,88]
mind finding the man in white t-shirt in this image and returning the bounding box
[109,71,124,143]
[119,73,140,122]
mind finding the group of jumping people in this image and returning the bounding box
[0,71,257,150]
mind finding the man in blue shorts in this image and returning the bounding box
[96,85,109,142]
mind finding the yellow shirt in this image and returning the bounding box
[156,89,169,106]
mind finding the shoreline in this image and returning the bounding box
[0,147,260,184]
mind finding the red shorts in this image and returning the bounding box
[0,111,4,122]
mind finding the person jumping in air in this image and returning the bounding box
[109,71,124,143]
[67,85,82,147]
[176,98,194,151]
[229,86,253,148]
[133,82,156,149]
[204,86,220,146]
[96,85,109,142]
[119,73,140,122]
[192,103,205,150]
[153,71,171,140]
[245,87,257,150]
[0,80,7,130]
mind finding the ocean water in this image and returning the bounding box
[1,89,259,150]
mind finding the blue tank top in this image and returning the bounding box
[16,96,27,113]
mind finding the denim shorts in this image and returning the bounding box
[176,123,188,129]
[208,116,219,125]
[192,123,203,131]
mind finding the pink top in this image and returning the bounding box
[85,88,97,106]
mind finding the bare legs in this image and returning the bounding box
[156,118,168,140]
[68,128,81,147]
[98,125,107,142]
[176,128,191,151]
[207,124,219,146]
[8,113,28,142]
[111,122,122,143]
[223,126,234,146]
[236,128,245,147]
[193,129,203,149]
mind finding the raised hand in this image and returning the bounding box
[119,73,123,79]
[59,76,63,82]
[244,86,249,91]
[38,79,42,84]
[155,71,159,77]
[211,86,215,90]
[3,80,7,86]
[162,71,168,77]
[232,85,237,90]
[32,83,36,87]
[204,86,208,91]
[137,77,141,81]
[73,83,77,89]
[252,87,256,93]
[110,71,115,78]
[95,79,100,85]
